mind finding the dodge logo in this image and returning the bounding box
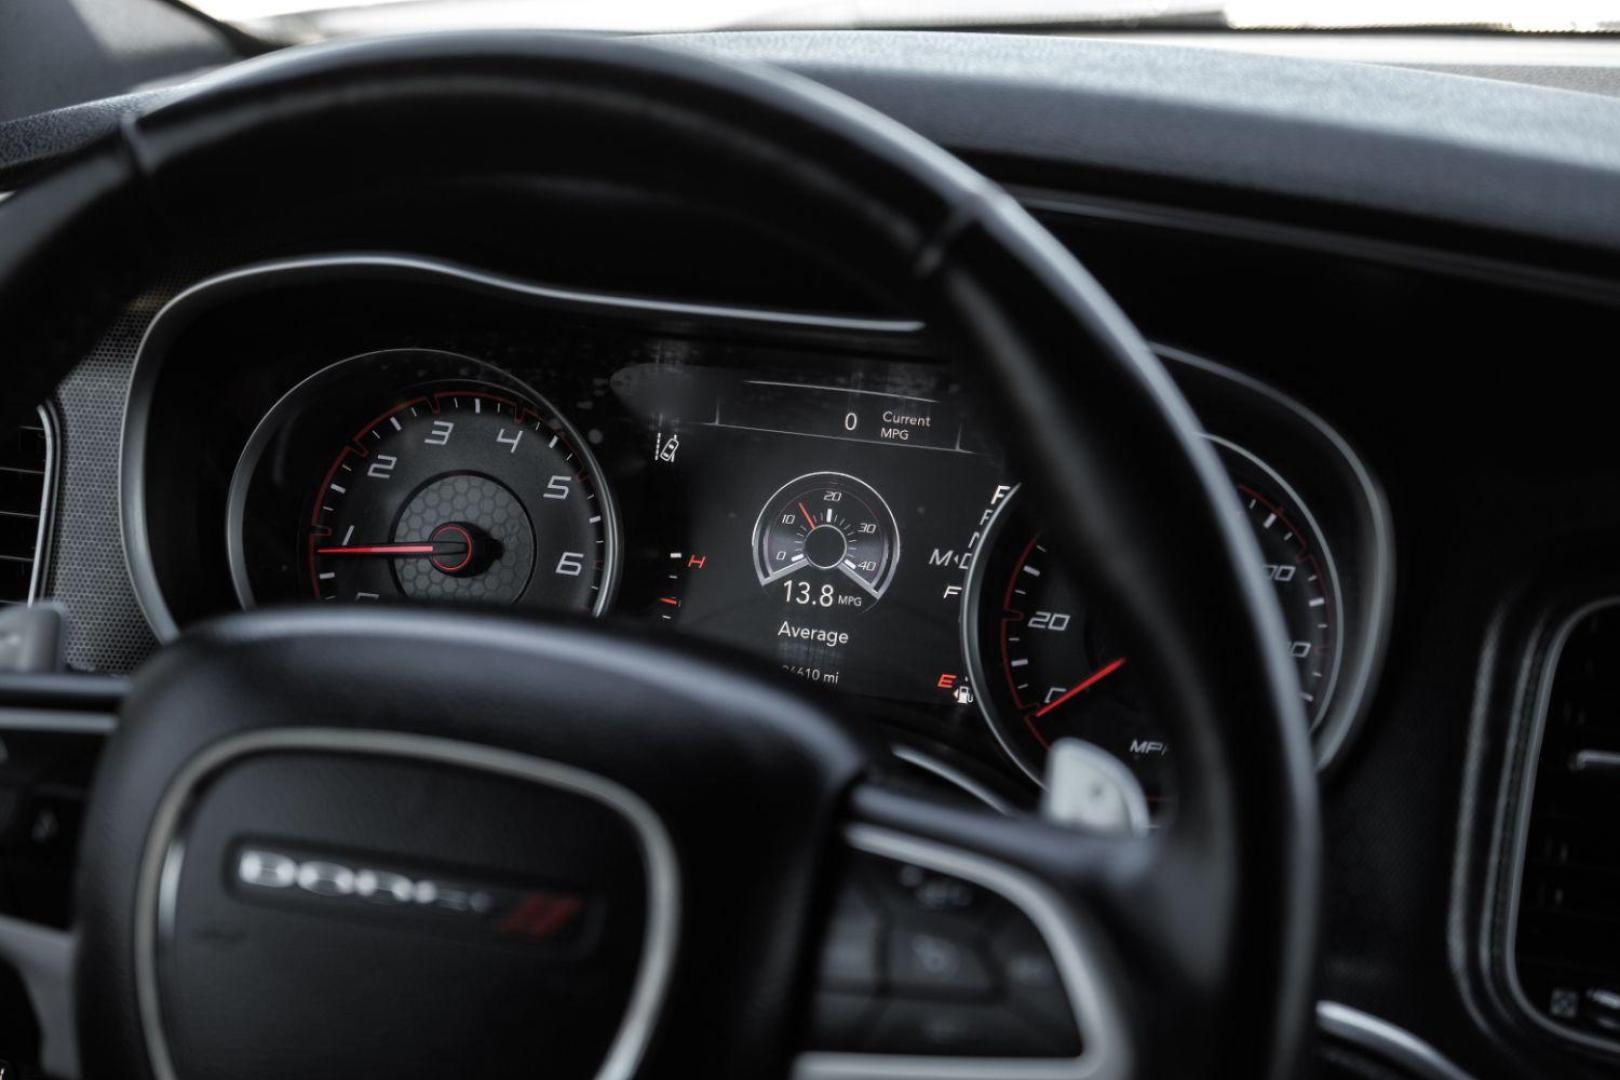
[234,846,589,943]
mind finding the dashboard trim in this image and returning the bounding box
[1157,346,1395,775]
[28,402,60,605]
[1315,1001,1476,1080]
[1206,433,1347,746]
[1496,595,1620,1059]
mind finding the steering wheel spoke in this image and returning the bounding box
[0,674,121,1079]
[797,780,1154,1079]
[0,916,76,1079]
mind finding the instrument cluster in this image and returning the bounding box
[124,257,1392,808]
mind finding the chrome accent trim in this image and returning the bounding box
[889,745,1014,815]
[1500,597,1620,1056]
[133,728,680,1080]
[1156,346,1395,775]
[959,481,1041,789]
[121,253,920,640]
[0,707,115,734]
[1569,748,1620,773]
[1568,748,1620,773]
[793,824,1126,1080]
[1316,1001,1476,1080]
[1205,433,1347,742]
[28,402,60,605]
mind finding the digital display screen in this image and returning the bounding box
[612,360,1013,706]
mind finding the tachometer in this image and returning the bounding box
[306,388,610,608]
[228,349,619,615]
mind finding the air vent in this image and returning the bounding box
[1513,602,1620,1050]
[0,405,53,605]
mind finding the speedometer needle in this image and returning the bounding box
[1034,657,1128,718]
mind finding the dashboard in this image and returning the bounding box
[120,255,1392,810]
[9,19,1620,1080]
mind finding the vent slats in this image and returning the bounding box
[0,411,48,605]
[1515,605,1620,1044]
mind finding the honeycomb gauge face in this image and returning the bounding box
[389,474,535,604]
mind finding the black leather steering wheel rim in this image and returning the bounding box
[0,31,1319,1080]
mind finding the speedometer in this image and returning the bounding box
[964,438,1343,804]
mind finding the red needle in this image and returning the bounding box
[316,543,440,556]
[798,502,817,528]
[1034,657,1128,718]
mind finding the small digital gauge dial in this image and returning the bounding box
[752,471,900,610]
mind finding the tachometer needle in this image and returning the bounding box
[315,541,460,557]
[1034,657,1128,718]
[798,502,817,529]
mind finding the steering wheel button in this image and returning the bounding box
[819,884,884,989]
[990,914,1082,1048]
[861,854,994,923]
[887,922,995,998]
[897,868,977,912]
[809,991,880,1050]
[863,1000,1057,1057]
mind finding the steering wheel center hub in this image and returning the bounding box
[79,608,865,1080]
[142,731,659,1080]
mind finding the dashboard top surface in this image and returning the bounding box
[5,29,1620,270]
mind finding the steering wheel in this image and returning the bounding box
[0,32,1319,1080]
